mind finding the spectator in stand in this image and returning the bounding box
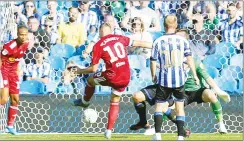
[121,1,161,32]
[203,3,219,31]
[77,1,98,34]
[24,16,50,64]
[127,17,153,60]
[41,0,64,32]
[218,3,243,53]
[187,13,217,60]
[57,7,87,48]
[43,17,58,45]
[25,47,50,84]
[18,1,40,25]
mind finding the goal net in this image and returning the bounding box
[0,0,243,134]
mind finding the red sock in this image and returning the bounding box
[84,83,95,101]
[107,102,120,130]
[7,105,18,127]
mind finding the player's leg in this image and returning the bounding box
[5,75,20,135]
[130,85,157,130]
[173,86,186,140]
[152,85,171,140]
[71,73,102,107]
[201,89,227,133]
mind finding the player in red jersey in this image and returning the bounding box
[68,23,152,139]
[0,25,29,135]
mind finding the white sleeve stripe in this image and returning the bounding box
[9,41,17,49]
[129,39,133,46]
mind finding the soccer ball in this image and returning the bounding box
[83,108,98,124]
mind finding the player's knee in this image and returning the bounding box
[87,76,96,87]
[111,94,120,103]
[203,90,217,103]
[132,91,144,103]
[10,96,19,105]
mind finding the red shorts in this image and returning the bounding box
[0,68,19,94]
[93,71,130,96]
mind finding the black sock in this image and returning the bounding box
[134,101,147,124]
[154,112,163,133]
[176,116,185,136]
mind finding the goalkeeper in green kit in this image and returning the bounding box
[129,30,230,136]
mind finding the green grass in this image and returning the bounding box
[1,133,242,140]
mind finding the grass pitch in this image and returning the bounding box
[1,133,242,140]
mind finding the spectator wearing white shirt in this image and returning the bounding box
[127,17,153,59]
[121,1,161,32]
[25,47,50,84]
[41,1,64,32]
[77,1,98,34]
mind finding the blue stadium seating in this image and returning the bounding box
[56,83,74,94]
[20,80,46,94]
[75,45,86,56]
[237,79,243,94]
[203,54,228,69]
[95,86,112,95]
[47,56,66,71]
[214,77,237,94]
[46,81,59,93]
[214,42,236,57]
[221,66,243,80]
[205,65,219,79]
[230,54,243,68]
[50,44,75,59]
[37,8,49,17]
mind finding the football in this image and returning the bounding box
[83,109,98,124]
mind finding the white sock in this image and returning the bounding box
[7,126,14,128]
[106,129,112,133]
[178,136,184,140]
[155,133,161,139]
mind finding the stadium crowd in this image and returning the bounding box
[8,0,243,94]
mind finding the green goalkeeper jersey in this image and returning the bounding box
[184,57,210,91]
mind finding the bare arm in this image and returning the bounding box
[132,40,153,48]
[72,64,99,74]
[186,55,199,85]
[150,60,157,83]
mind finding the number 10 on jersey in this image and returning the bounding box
[103,42,126,63]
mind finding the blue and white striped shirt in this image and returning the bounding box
[25,61,51,79]
[151,34,192,88]
[218,17,243,45]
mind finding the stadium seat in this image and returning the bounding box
[128,55,147,70]
[20,80,46,94]
[95,86,111,95]
[203,54,228,69]
[221,66,243,80]
[205,65,219,79]
[214,42,236,57]
[230,54,243,68]
[50,44,75,59]
[47,56,66,71]
[37,8,49,17]
[236,79,243,94]
[46,81,59,93]
[75,45,86,56]
[56,83,74,95]
[214,77,237,94]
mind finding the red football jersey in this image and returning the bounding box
[1,39,29,70]
[92,34,132,80]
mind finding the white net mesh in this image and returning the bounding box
[0,0,243,134]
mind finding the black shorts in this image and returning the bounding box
[155,85,185,103]
[141,84,174,106]
[184,88,207,106]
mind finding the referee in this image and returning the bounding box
[150,14,199,140]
